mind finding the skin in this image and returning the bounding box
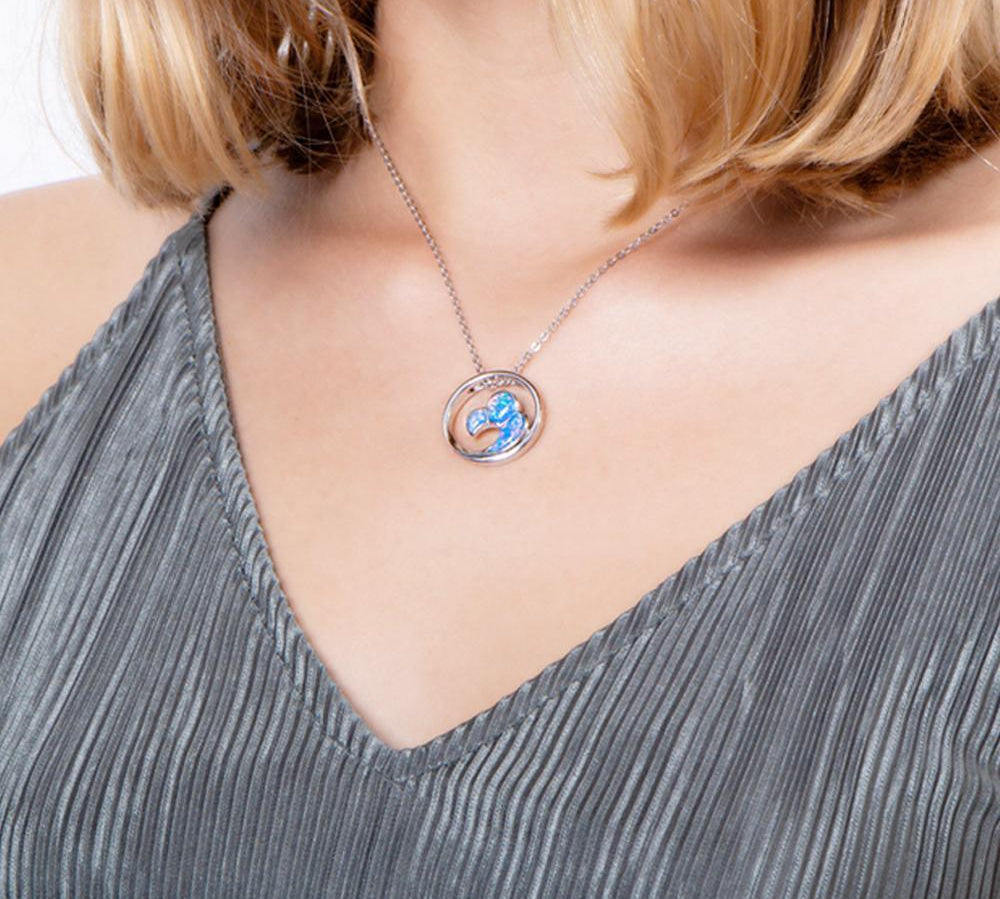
[3,0,1000,751]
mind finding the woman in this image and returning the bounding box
[1,0,998,895]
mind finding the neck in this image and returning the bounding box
[330,0,694,271]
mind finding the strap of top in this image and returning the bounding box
[195,183,234,224]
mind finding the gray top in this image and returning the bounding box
[1,184,999,898]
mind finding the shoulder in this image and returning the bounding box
[0,175,191,448]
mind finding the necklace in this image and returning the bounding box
[361,112,689,465]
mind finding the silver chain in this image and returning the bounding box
[361,112,689,376]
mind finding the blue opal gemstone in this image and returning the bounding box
[484,411,526,453]
[464,389,528,455]
[487,390,517,422]
[466,406,490,437]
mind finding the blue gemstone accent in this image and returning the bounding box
[487,390,517,423]
[466,406,490,436]
[464,389,528,454]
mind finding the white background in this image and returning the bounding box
[1,0,98,195]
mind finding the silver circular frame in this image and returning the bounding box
[441,370,544,464]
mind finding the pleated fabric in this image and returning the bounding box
[1,183,999,898]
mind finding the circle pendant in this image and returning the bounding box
[442,370,543,464]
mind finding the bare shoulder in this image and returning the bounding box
[0,174,190,448]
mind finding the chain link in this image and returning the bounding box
[361,112,689,375]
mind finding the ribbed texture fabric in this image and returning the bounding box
[1,184,999,898]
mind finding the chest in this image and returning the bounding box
[206,239,998,752]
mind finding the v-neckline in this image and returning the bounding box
[176,184,1000,785]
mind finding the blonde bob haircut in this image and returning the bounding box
[61,0,1000,228]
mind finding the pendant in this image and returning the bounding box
[442,370,543,464]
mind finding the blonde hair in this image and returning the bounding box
[60,0,1000,227]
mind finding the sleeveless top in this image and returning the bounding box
[1,184,999,899]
